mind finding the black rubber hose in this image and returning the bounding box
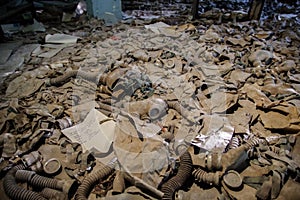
[244,137,266,150]
[40,188,67,200]
[75,163,115,200]
[15,170,35,182]
[15,170,63,190]
[161,151,193,200]
[192,168,220,186]
[31,174,62,189]
[46,70,99,86]
[3,164,47,200]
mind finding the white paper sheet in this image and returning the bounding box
[62,109,116,153]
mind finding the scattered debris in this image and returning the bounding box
[0,0,300,199]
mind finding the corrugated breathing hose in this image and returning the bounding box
[161,151,193,200]
[15,170,64,190]
[40,188,67,200]
[75,161,116,200]
[192,168,220,186]
[3,164,47,200]
[45,70,99,86]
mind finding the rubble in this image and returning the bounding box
[0,0,300,199]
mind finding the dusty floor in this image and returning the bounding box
[0,2,300,200]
